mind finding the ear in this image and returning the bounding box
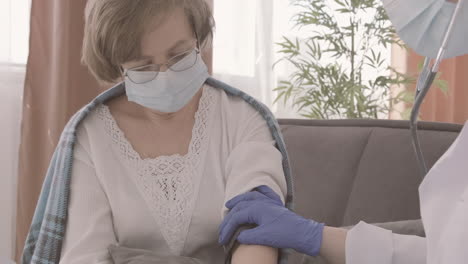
[201,47,213,74]
[199,38,212,73]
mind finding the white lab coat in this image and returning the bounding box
[346,121,468,264]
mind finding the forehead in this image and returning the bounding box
[140,7,194,57]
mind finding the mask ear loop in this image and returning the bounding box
[410,0,465,179]
[194,30,201,52]
[119,65,127,83]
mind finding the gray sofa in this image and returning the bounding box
[108,119,464,264]
[278,119,463,263]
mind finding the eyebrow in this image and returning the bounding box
[137,39,193,63]
[169,39,193,53]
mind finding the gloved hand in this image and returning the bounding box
[218,186,325,257]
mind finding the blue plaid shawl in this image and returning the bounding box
[22,78,294,264]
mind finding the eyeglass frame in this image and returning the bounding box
[121,37,201,84]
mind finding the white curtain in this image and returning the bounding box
[0,0,31,262]
[213,0,303,118]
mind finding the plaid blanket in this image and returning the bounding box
[21,78,294,264]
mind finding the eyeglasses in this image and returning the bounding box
[123,48,200,84]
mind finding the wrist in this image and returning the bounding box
[319,226,347,264]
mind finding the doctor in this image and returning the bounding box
[219,0,468,263]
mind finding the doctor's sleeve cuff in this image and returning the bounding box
[346,221,393,264]
[346,221,427,264]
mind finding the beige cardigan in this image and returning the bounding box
[59,84,287,264]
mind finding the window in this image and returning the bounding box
[0,0,31,64]
[213,0,391,118]
[0,0,31,262]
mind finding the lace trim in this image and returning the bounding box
[95,85,215,254]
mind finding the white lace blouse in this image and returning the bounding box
[59,84,287,263]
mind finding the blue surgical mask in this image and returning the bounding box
[383,0,468,59]
[124,50,209,113]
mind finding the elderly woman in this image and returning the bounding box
[55,0,287,263]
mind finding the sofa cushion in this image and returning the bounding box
[278,119,461,227]
[342,127,457,225]
[278,123,371,227]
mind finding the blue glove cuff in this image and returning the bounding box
[301,220,325,256]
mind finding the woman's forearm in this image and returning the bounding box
[320,226,348,264]
[231,245,278,264]
[231,227,345,264]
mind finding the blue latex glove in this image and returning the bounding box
[219,186,325,257]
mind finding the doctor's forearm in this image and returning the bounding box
[319,227,347,264]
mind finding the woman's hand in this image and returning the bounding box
[219,186,325,257]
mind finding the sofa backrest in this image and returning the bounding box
[278,119,463,227]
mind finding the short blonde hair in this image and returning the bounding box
[82,0,214,83]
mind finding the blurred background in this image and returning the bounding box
[1,0,467,263]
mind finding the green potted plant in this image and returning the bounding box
[274,0,445,119]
